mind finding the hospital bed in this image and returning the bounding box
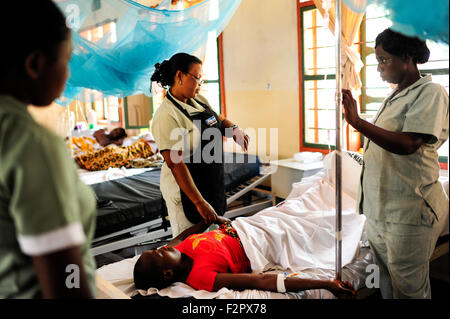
[80,152,273,257]
[94,151,449,300]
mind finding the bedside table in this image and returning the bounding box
[270,158,324,201]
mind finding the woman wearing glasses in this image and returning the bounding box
[150,53,249,236]
[342,28,448,298]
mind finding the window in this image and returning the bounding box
[359,4,393,117]
[298,4,342,151]
[124,94,152,129]
[199,32,223,115]
[79,20,117,44]
[150,34,225,117]
[78,21,121,128]
[298,1,449,167]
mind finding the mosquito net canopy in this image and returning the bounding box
[54,0,241,104]
[342,0,448,45]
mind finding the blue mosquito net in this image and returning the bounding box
[54,0,242,105]
[342,0,449,45]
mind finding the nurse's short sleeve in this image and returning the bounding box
[403,83,449,144]
[151,106,187,152]
[6,129,86,255]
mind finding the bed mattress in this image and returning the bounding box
[223,152,261,192]
[91,168,165,238]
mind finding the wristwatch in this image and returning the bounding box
[230,124,238,130]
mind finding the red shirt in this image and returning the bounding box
[175,230,251,291]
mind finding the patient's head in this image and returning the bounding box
[108,128,127,141]
[133,245,186,290]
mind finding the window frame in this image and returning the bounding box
[217,33,227,116]
[297,0,449,168]
[79,19,123,128]
[198,33,224,115]
[149,33,226,119]
[297,1,337,154]
[123,95,152,129]
[82,89,122,128]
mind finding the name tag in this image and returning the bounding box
[205,115,217,126]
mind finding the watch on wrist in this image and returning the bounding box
[230,124,238,130]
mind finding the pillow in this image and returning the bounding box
[323,150,363,199]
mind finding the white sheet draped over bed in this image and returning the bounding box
[233,171,366,274]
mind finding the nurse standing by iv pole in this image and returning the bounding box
[342,28,449,299]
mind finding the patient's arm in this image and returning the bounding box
[213,273,356,299]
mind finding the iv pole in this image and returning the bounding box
[334,0,343,281]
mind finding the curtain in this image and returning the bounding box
[312,0,364,92]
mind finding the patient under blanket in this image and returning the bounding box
[233,171,366,273]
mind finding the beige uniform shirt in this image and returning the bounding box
[151,92,213,234]
[358,75,449,225]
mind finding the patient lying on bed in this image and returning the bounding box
[72,129,162,171]
[133,216,356,299]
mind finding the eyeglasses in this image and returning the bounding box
[376,56,393,65]
[184,72,205,84]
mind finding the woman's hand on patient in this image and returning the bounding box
[214,215,231,226]
[327,279,357,299]
[196,200,218,225]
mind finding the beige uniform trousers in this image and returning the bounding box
[366,206,446,299]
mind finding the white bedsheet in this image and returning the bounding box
[233,171,366,273]
[78,167,155,185]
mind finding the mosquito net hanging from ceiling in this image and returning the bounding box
[54,0,242,105]
[342,0,449,45]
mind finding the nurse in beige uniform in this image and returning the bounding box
[151,53,249,236]
[342,28,449,299]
